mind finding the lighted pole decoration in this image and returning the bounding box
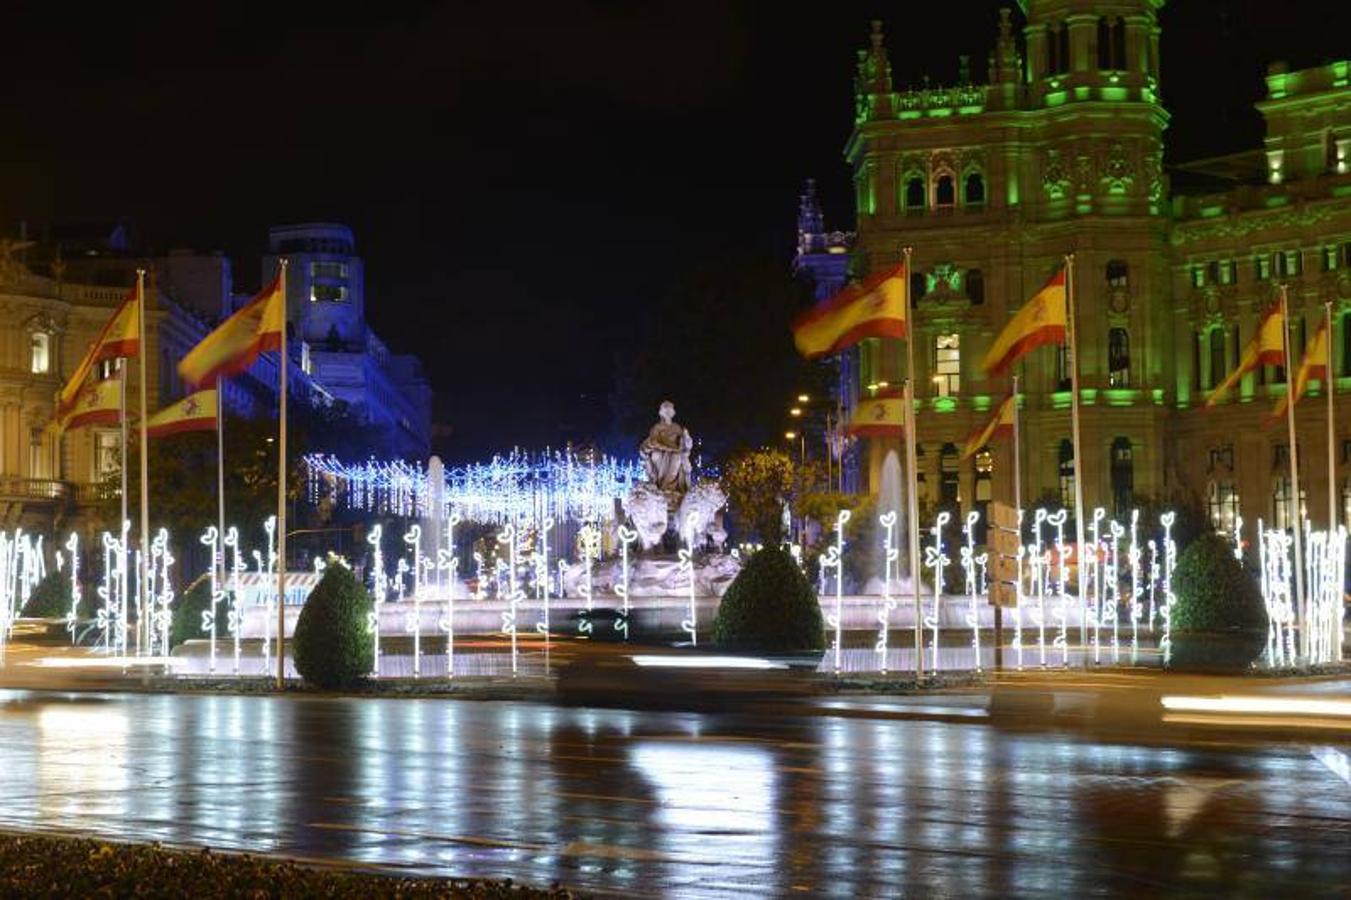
[874,510,899,672]
[1128,510,1142,659]
[822,509,850,674]
[367,524,386,677]
[1089,507,1104,662]
[1048,509,1069,666]
[534,516,555,643]
[1031,508,1048,668]
[1106,519,1124,663]
[615,524,637,641]
[1013,526,1025,671]
[679,511,700,647]
[404,524,424,677]
[961,511,983,672]
[1159,511,1177,664]
[438,520,459,680]
[223,526,244,674]
[198,526,219,672]
[64,532,80,644]
[924,511,951,676]
[152,528,174,659]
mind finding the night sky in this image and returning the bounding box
[3,1,1349,459]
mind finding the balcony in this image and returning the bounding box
[0,477,68,503]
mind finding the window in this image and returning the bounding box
[1047,23,1070,76]
[1056,343,1074,391]
[1208,482,1240,535]
[1106,260,1129,289]
[967,268,984,305]
[964,172,985,206]
[1344,478,1351,529]
[1324,246,1339,272]
[1343,312,1351,377]
[310,284,347,303]
[1255,255,1272,281]
[934,333,960,396]
[1191,266,1206,288]
[1272,477,1307,531]
[1097,17,1127,70]
[94,431,120,481]
[300,341,312,375]
[1058,439,1076,510]
[1219,259,1236,285]
[309,261,348,280]
[1110,437,1134,517]
[939,443,960,509]
[29,428,44,479]
[30,332,49,374]
[1275,249,1302,277]
[904,176,925,212]
[97,358,122,381]
[1208,444,1234,473]
[910,271,926,305]
[1108,327,1130,387]
[935,174,955,209]
[1208,329,1226,390]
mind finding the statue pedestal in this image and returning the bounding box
[559,554,742,598]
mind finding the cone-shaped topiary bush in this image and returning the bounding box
[1170,533,1267,632]
[21,571,74,619]
[170,577,216,649]
[713,547,824,653]
[293,564,374,688]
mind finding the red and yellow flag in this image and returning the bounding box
[179,273,285,388]
[145,388,217,439]
[56,284,140,424]
[960,393,1016,460]
[1269,316,1328,423]
[60,378,123,431]
[980,268,1067,376]
[1206,303,1285,407]
[793,262,907,359]
[843,391,906,438]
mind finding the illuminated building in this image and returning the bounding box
[796,2,1351,535]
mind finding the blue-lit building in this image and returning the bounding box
[262,224,431,460]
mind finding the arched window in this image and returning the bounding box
[1208,329,1226,390]
[935,174,955,210]
[1110,437,1134,516]
[1097,18,1112,70]
[904,176,925,213]
[30,332,50,374]
[1209,481,1240,535]
[909,271,926,306]
[964,172,985,206]
[1058,439,1076,510]
[1108,327,1130,387]
[1057,24,1071,75]
[967,268,984,305]
[940,443,960,509]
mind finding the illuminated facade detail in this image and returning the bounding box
[796,5,1351,528]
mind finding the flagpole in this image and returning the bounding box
[1326,300,1336,534]
[1281,286,1307,657]
[119,337,130,656]
[216,381,226,623]
[1005,373,1021,672]
[902,245,923,679]
[136,269,151,659]
[276,259,289,688]
[1065,253,1088,653]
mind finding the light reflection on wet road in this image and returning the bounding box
[0,690,1348,897]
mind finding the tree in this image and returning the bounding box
[722,448,797,545]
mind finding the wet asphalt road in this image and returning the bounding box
[0,690,1349,898]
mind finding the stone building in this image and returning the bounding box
[795,1,1351,537]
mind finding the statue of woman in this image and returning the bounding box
[639,401,693,499]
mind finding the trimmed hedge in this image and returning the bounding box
[713,547,824,653]
[171,578,218,649]
[1170,533,1266,632]
[21,571,75,619]
[293,564,374,688]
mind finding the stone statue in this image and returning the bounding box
[625,482,670,551]
[677,481,728,552]
[639,400,693,501]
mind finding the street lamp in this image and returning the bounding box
[797,393,810,404]
[784,430,804,464]
[789,407,802,417]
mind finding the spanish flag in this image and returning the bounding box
[179,273,285,389]
[1206,303,1285,407]
[1269,315,1327,423]
[60,378,123,431]
[145,388,217,439]
[843,391,906,438]
[960,393,1016,460]
[792,262,907,359]
[56,284,140,424]
[980,268,1068,376]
